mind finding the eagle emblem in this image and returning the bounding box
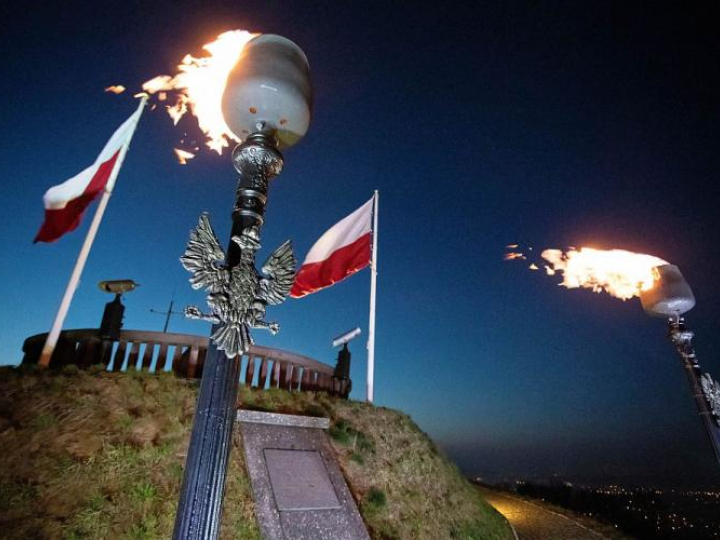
[180,213,296,358]
[701,373,720,421]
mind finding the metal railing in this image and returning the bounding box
[22,329,351,397]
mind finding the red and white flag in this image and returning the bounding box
[290,196,375,298]
[34,104,144,243]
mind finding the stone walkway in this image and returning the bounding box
[478,487,609,540]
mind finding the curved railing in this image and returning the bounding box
[22,329,350,397]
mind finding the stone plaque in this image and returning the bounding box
[239,412,370,539]
[264,449,341,511]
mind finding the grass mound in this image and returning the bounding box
[0,366,512,539]
[239,387,512,539]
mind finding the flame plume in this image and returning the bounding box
[173,148,196,165]
[143,30,258,155]
[104,85,126,94]
[540,247,668,300]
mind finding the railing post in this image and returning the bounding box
[141,343,155,371]
[112,340,128,372]
[187,346,200,379]
[127,342,139,371]
[245,355,256,387]
[271,361,281,388]
[258,357,269,389]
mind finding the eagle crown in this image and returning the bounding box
[231,227,261,258]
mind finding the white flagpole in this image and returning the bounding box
[39,96,148,367]
[366,190,379,402]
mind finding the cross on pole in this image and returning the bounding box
[150,299,183,333]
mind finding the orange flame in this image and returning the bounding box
[143,30,258,154]
[173,148,196,165]
[104,85,126,94]
[541,247,668,300]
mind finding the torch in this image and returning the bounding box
[173,34,312,540]
[510,246,720,471]
[639,265,720,468]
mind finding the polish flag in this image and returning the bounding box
[34,105,144,243]
[290,196,374,298]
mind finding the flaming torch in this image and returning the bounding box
[639,265,720,467]
[160,33,313,539]
[512,247,720,469]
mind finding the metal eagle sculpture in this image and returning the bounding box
[180,213,296,358]
[701,373,720,422]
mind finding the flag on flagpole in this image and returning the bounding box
[290,196,374,298]
[36,98,146,367]
[34,105,145,243]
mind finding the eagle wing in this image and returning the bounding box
[180,213,228,292]
[259,240,297,305]
[702,374,720,412]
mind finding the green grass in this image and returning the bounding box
[0,366,225,539]
[364,487,387,513]
[0,366,513,539]
[29,411,58,431]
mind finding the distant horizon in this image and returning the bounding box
[470,470,720,492]
[445,437,720,491]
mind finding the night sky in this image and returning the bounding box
[2,1,719,488]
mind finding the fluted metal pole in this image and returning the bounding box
[668,319,720,469]
[173,342,240,539]
[173,132,283,539]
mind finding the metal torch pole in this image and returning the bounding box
[667,318,720,468]
[173,131,283,540]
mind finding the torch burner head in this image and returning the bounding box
[640,264,696,319]
[222,34,312,150]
